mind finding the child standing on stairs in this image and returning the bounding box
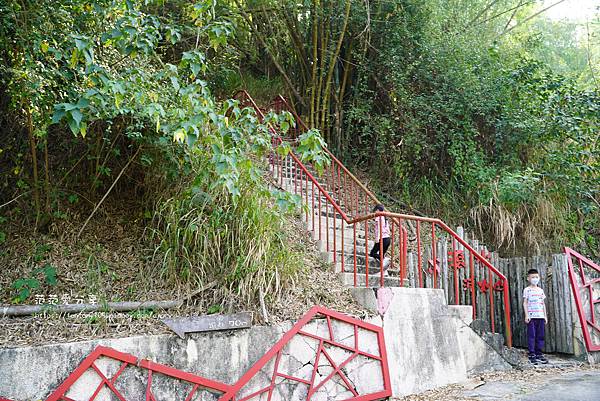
[369,204,391,272]
[523,268,549,365]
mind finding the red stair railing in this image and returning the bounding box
[235,90,512,347]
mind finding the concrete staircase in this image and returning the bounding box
[271,156,404,288]
[240,89,513,348]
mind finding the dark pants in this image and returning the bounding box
[369,237,391,260]
[527,318,545,355]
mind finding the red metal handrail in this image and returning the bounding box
[236,90,512,346]
[271,95,381,212]
[270,94,416,279]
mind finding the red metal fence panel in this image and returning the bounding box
[4,307,390,401]
[218,306,392,401]
[45,346,231,401]
[564,247,600,352]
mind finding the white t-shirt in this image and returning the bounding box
[523,286,546,319]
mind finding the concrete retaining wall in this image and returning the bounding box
[0,324,286,400]
[350,287,511,396]
[0,288,511,400]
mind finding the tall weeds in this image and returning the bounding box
[146,163,302,311]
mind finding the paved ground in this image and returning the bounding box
[462,370,600,401]
[397,363,600,401]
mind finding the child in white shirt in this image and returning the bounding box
[523,268,548,365]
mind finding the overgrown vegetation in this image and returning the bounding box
[228,0,599,256]
[1,0,598,317]
[0,0,328,312]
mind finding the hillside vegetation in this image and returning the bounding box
[227,0,599,256]
[0,0,332,314]
[0,0,598,312]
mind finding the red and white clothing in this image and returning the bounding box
[523,286,546,319]
[374,216,391,241]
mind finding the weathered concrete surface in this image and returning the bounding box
[0,324,286,400]
[350,287,511,396]
[0,315,390,400]
[382,288,469,395]
[455,320,512,375]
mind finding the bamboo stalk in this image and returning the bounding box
[26,107,41,229]
[320,0,351,133]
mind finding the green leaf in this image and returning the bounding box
[71,109,83,126]
[207,304,222,314]
[67,117,79,135]
[170,76,180,91]
[42,264,57,286]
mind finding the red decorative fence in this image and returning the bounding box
[234,90,512,347]
[218,306,391,401]
[45,346,230,401]
[30,306,391,401]
[564,247,600,352]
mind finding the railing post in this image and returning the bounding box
[402,227,408,282]
[452,237,458,305]
[305,170,309,223]
[353,223,357,287]
[470,251,476,320]
[504,279,512,347]
[318,193,322,242]
[365,220,369,286]
[432,223,437,289]
[326,200,330,252]
[333,201,337,263]
[379,215,384,287]
[391,221,395,272]
[311,181,315,233]
[341,219,345,273]
[417,221,423,288]
[489,267,495,333]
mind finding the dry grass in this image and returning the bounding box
[469,193,568,255]
[0,200,368,348]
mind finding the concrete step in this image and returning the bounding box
[339,261,401,276]
[338,272,405,288]
[311,236,375,257]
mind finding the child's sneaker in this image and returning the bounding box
[528,354,539,365]
[536,354,549,364]
[383,257,391,268]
